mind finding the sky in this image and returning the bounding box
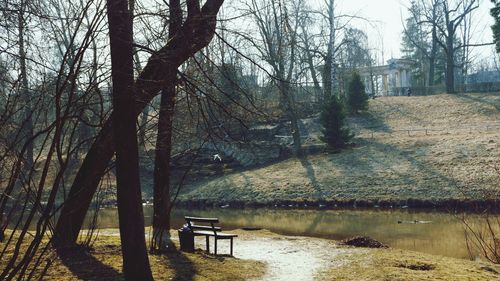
[324,0,496,65]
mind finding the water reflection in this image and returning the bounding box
[95,207,495,260]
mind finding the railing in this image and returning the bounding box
[350,122,500,139]
[390,83,500,96]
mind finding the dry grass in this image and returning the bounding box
[317,247,500,281]
[0,230,265,281]
[3,228,500,280]
[179,93,499,205]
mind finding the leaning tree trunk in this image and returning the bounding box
[53,0,225,247]
[106,0,153,279]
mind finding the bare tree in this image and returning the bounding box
[327,0,337,97]
[248,0,303,156]
[298,5,323,103]
[0,0,108,278]
[421,0,479,93]
[106,0,153,278]
[54,0,225,247]
[150,0,182,253]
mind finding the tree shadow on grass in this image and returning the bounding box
[326,139,462,201]
[160,248,197,281]
[369,141,459,188]
[56,246,123,281]
[299,156,322,199]
[348,109,393,134]
[454,93,500,113]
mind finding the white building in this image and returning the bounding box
[359,59,415,96]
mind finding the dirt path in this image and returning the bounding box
[194,232,348,281]
[100,228,349,280]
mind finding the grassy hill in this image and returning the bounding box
[178,93,500,208]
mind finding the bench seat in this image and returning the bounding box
[185,216,237,255]
[192,230,238,238]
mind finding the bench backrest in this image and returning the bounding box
[185,216,221,235]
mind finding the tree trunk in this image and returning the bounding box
[328,0,336,98]
[445,33,455,93]
[280,80,301,156]
[53,119,115,246]
[151,80,176,252]
[18,10,34,171]
[53,0,224,247]
[106,0,153,279]
[150,0,182,253]
[301,24,322,103]
[322,55,332,97]
[428,24,437,88]
[138,106,149,148]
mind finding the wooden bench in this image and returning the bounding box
[184,216,237,256]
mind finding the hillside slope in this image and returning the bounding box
[178,93,500,207]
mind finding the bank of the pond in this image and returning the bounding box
[174,198,500,212]
[93,207,497,260]
[174,93,499,211]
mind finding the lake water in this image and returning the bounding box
[94,207,496,260]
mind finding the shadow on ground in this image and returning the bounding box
[454,93,500,113]
[160,247,197,281]
[299,156,322,198]
[57,246,123,280]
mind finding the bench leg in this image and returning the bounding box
[230,238,233,256]
[215,238,217,255]
[205,236,210,254]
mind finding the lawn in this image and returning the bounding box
[178,93,499,207]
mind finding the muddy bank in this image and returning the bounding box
[174,198,500,213]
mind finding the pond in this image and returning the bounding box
[93,207,497,260]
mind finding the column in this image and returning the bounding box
[402,69,407,87]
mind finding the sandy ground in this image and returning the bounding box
[95,228,500,280]
[100,228,347,280]
[190,230,349,281]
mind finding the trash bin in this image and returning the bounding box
[178,228,194,252]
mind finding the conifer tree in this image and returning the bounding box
[492,0,500,53]
[346,72,368,114]
[320,96,353,150]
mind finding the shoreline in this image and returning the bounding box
[173,198,500,213]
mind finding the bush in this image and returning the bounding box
[347,72,368,114]
[320,96,353,150]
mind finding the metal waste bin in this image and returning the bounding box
[178,229,194,252]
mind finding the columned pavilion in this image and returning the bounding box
[359,59,415,96]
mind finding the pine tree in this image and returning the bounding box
[320,96,353,150]
[346,72,368,114]
[401,1,431,87]
[492,0,500,53]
